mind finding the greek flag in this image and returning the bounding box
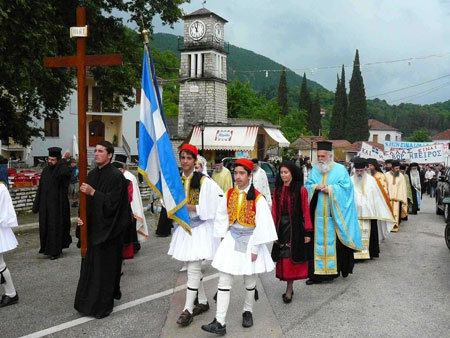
[138,45,190,234]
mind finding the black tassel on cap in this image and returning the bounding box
[246,174,256,201]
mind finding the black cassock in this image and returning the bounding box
[74,163,129,318]
[33,160,72,256]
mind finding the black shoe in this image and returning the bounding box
[342,271,349,278]
[282,290,293,303]
[242,311,253,328]
[201,318,226,335]
[50,255,60,260]
[305,279,322,285]
[176,309,194,327]
[114,290,122,300]
[0,293,19,307]
[193,302,210,316]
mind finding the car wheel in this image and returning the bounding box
[445,223,450,251]
[445,204,450,222]
[436,202,444,215]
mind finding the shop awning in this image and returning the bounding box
[189,126,259,151]
[264,128,290,148]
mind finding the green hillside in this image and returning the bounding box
[151,33,327,93]
[151,32,450,137]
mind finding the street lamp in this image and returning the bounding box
[199,120,205,155]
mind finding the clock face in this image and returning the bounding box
[214,23,223,42]
[189,20,206,41]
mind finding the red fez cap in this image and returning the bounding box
[235,158,253,172]
[180,144,199,156]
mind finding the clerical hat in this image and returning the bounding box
[391,160,400,167]
[400,164,406,170]
[317,141,332,151]
[252,158,259,164]
[214,158,222,164]
[410,162,419,168]
[353,158,367,169]
[115,154,127,164]
[385,159,393,164]
[48,147,62,158]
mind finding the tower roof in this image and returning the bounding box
[183,8,228,23]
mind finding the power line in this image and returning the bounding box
[389,81,450,104]
[367,74,450,99]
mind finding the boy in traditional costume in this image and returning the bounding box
[169,144,221,327]
[202,158,277,335]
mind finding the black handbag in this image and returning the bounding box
[271,242,281,262]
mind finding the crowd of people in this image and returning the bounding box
[0,140,444,336]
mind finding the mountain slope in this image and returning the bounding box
[151,32,326,93]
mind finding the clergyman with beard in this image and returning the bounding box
[351,159,395,260]
[406,163,423,215]
[384,161,408,232]
[32,147,72,260]
[304,141,363,285]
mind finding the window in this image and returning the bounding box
[189,53,204,77]
[373,134,378,143]
[385,134,391,141]
[44,118,59,137]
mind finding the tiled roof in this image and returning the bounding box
[368,119,399,131]
[184,8,228,22]
[432,129,450,140]
[346,141,385,152]
[227,118,278,128]
[289,136,351,150]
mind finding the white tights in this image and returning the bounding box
[183,260,207,313]
[215,272,257,325]
[0,253,16,297]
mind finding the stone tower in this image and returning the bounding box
[177,8,228,137]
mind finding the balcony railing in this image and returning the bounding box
[178,36,230,54]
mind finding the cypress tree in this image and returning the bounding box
[346,50,368,143]
[341,65,348,123]
[277,67,289,115]
[299,73,313,131]
[310,92,322,135]
[329,75,343,139]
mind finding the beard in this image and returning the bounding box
[354,173,367,191]
[393,171,400,177]
[370,169,376,176]
[318,159,334,174]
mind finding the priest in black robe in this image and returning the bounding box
[406,163,424,214]
[74,141,129,319]
[32,147,72,260]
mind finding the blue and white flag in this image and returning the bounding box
[138,46,190,234]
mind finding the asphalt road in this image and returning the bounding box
[1,196,449,337]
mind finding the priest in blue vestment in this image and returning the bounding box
[305,141,363,285]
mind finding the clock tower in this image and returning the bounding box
[178,8,228,137]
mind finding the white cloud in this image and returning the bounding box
[153,0,450,104]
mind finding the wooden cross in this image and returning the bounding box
[44,7,123,258]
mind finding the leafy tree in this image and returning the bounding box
[277,67,289,115]
[0,1,187,146]
[407,128,432,142]
[280,109,309,142]
[346,50,368,143]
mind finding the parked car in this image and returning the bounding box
[222,157,277,190]
[435,168,450,222]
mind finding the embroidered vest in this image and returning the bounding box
[226,187,261,228]
[182,173,205,205]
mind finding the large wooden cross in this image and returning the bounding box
[44,7,123,258]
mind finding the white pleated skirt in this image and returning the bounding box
[0,227,18,253]
[168,220,220,262]
[212,231,274,276]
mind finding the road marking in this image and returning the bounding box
[20,273,219,338]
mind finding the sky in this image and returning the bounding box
[148,0,450,105]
